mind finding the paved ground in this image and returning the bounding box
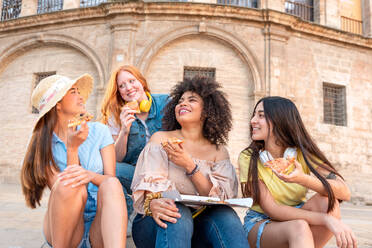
[1,183,371,248]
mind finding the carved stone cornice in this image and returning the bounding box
[110,20,139,32]
[0,2,371,49]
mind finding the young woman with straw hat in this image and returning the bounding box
[21,74,127,248]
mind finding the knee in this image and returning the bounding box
[169,203,193,232]
[287,220,312,239]
[312,195,340,218]
[207,205,241,225]
[98,177,123,196]
[52,179,87,203]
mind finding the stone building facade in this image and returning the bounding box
[0,0,371,203]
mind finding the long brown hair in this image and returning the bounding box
[21,107,59,208]
[242,96,342,212]
[100,65,150,128]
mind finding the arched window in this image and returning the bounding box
[285,0,313,22]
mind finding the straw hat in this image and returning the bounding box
[31,74,93,123]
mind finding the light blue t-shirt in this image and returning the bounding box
[52,122,114,223]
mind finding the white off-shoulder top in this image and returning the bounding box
[131,142,238,214]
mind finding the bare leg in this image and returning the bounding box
[248,219,314,248]
[301,194,341,248]
[89,177,127,248]
[43,179,87,247]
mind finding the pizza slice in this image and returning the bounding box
[264,157,296,175]
[124,101,141,113]
[161,137,184,147]
[68,113,93,128]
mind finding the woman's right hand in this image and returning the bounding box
[67,121,89,150]
[150,198,181,228]
[324,214,357,248]
[119,106,136,134]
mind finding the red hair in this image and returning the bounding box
[100,65,150,127]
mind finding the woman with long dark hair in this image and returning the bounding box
[21,74,126,247]
[239,96,356,248]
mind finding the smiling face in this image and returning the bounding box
[175,91,204,125]
[116,70,147,103]
[250,101,271,142]
[57,83,86,117]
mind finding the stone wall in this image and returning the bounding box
[0,2,371,203]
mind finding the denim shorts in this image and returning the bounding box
[243,202,305,248]
[43,226,91,248]
[42,192,96,248]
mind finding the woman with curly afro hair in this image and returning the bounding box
[130,76,248,248]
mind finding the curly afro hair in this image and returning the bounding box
[162,76,232,146]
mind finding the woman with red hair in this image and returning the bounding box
[100,65,168,233]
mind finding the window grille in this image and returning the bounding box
[1,0,22,21]
[285,0,313,22]
[80,0,107,8]
[32,72,56,114]
[323,84,347,126]
[37,0,63,14]
[216,0,258,8]
[183,67,216,80]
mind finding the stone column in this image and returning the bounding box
[314,0,326,25]
[362,0,372,37]
[324,0,341,29]
[109,20,139,74]
[63,0,80,10]
[260,0,286,12]
[262,23,290,97]
[19,0,38,17]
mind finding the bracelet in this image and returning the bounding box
[143,192,162,216]
[186,164,200,177]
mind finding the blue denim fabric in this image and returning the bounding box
[122,94,169,166]
[243,202,305,248]
[116,94,168,216]
[43,227,91,248]
[132,203,248,248]
[116,161,135,217]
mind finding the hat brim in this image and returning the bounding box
[34,73,93,128]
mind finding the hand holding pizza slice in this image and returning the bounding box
[68,113,93,128]
[124,101,141,114]
[161,137,184,147]
[264,157,296,175]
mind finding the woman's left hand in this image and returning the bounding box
[162,140,195,173]
[274,159,307,184]
[58,164,96,187]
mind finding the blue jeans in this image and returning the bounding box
[116,162,135,217]
[132,203,248,248]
